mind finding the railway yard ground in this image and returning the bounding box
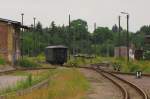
[115,73,150,98]
[79,68,123,99]
[0,67,90,99]
[0,59,150,99]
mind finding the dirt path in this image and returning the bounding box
[79,68,123,99]
[0,75,26,90]
[0,66,15,72]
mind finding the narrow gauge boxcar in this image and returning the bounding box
[45,45,68,65]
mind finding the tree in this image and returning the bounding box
[69,19,91,54]
[112,24,118,33]
[93,27,113,44]
[36,22,43,33]
[131,33,144,49]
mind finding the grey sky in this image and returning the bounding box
[0,0,149,32]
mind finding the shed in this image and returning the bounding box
[0,18,28,65]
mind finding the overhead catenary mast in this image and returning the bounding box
[21,13,24,59]
[118,16,121,57]
[94,23,97,57]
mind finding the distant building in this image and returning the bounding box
[0,18,28,65]
[114,46,134,60]
[144,35,150,44]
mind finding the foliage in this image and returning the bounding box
[131,33,144,49]
[143,50,150,60]
[22,19,91,56]
[0,57,5,65]
[17,57,39,68]
[127,62,140,72]
[21,18,150,58]
[22,19,132,57]
[105,57,150,73]
[93,27,113,44]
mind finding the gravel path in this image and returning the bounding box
[115,74,150,98]
[0,66,15,72]
[0,75,26,90]
[79,68,123,99]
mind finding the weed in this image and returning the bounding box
[6,68,90,99]
[17,58,39,68]
[0,57,5,65]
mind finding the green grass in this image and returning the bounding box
[0,57,5,65]
[17,57,40,68]
[0,70,55,95]
[66,56,103,67]
[6,68,90,99]
[98,57,150,73]
[67,56,150,73]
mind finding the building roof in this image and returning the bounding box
[46,45,68,49]
[0,18,29,29]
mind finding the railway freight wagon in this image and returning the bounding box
[45,45,68,65]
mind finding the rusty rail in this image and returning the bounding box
[93,68,128,99]
[97,66,148,99]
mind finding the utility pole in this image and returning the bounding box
[69,14,74,55]
[94,23,97,57]
[33,17,36,29]
[70,15,75,57]
[68,14,71,59]
[121,12,130,62]
[21,13,24,59]
[127,14,129,62]
[21,13,24,26]
[118,16,121,57]
[33,17,36,56]
[69,14,71,29]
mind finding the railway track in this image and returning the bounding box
[0,65,148,99]
[94,66,148,99]
[91,68,127,99]
[92,63,150,77]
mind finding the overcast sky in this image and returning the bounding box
[0,0,149,32]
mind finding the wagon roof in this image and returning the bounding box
[46,45,68,49]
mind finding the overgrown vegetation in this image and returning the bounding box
[102,57,150,73]
[0,57,5,65]
[66,57,102,68]
[144,50,150,60]
[67,56,150,73]
[6,68,90,99]
[19,20,127,57]
[0,70,53,95]
[17,57,40,68]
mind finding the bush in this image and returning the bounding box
[67,59,79,67]
[0,57,5,65]
[144,50,150,60]
[128,62,140,72]
[17,58,39,68]
[36,53,45,63]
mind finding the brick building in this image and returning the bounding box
[0,18,28,64]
